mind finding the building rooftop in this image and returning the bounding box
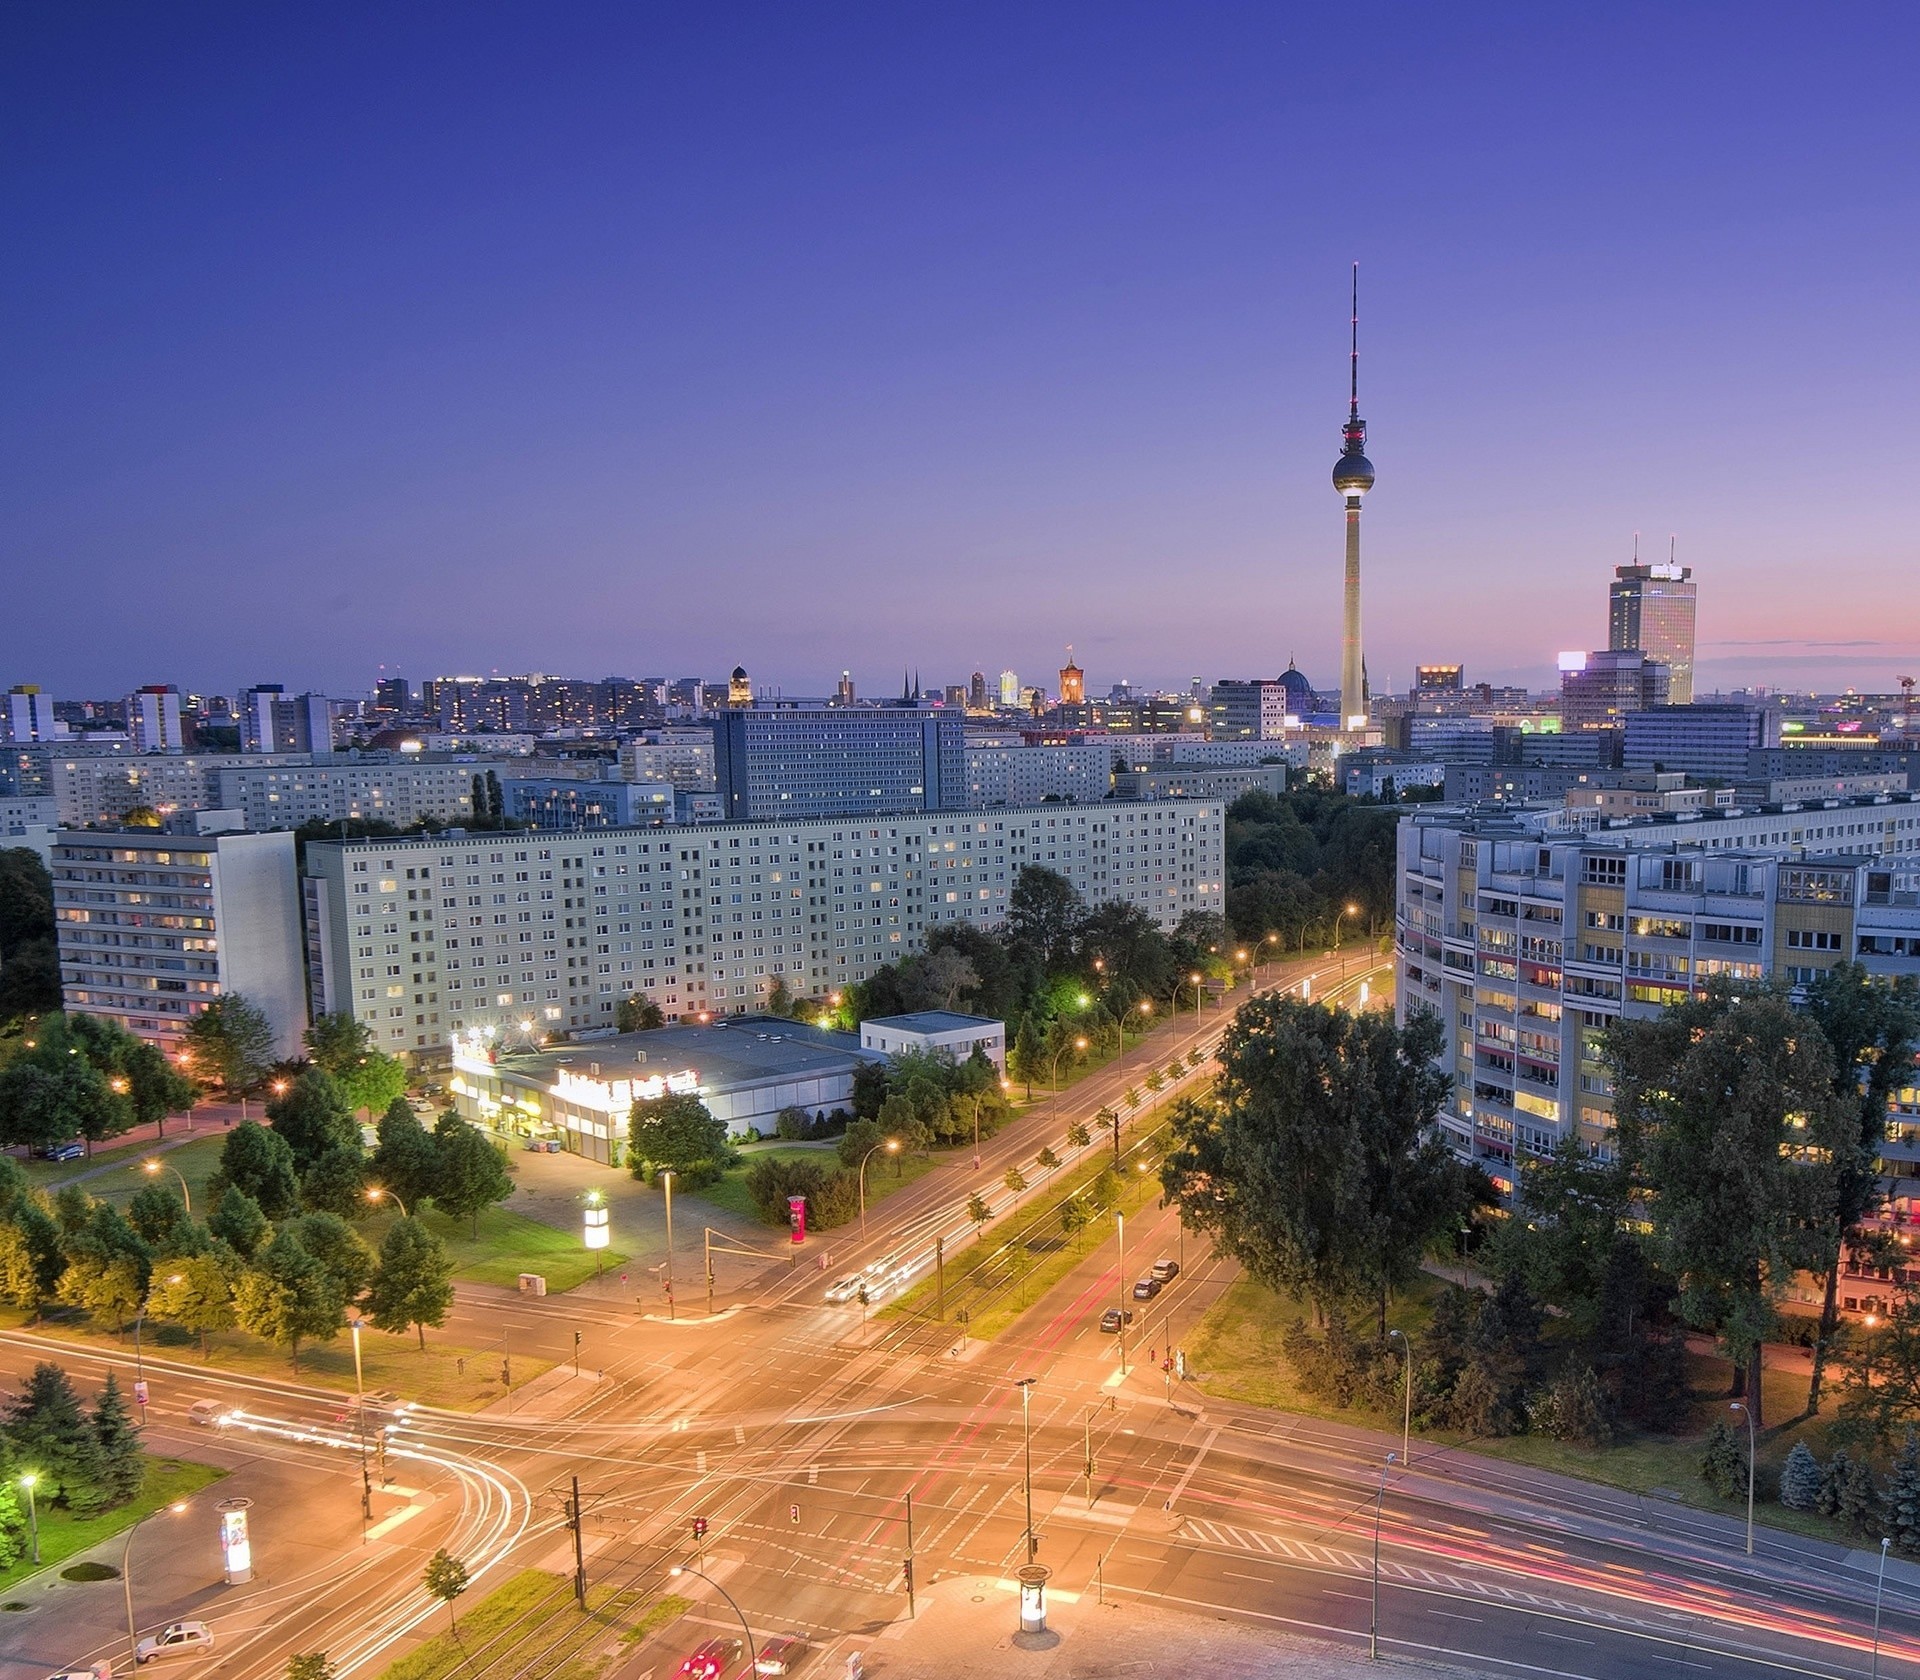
[489,1015,879,1092]
[863,1010,1002,1033]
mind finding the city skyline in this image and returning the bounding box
[6,7,1918,695]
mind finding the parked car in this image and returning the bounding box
[824,1276,862,1304]
[135,1621,214,1664]
[34,1141,84,1162]
[1150,1258,1181,1283]
[676,1636,745,1680]
[185,1401,230,1428]
[1131,1277,1161,1301]
[1098,1308,1134,1334]
[756,1634,810,1675]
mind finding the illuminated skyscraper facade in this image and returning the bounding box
[1609,563,1697,704]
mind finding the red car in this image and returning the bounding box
[677,1638,745,1680]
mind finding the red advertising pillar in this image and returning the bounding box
[788,1195,807,1244]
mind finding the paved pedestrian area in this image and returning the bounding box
[841,1574,1498,1680]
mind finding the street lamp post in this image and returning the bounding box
[1729,1400,1756,1555]
[366,1186,409,1218]
[123,1501,189,1674]
[19,1472,38,1564]
[1873,1543,1889,1674]
[1370,1452,1398,1660]
[1116,1211,1128,1377]
[1336,902,1361,977]
[1015,1377,1038,1561]
[668,1564,756,1675]
[1387,1328,1412,1468]
[349,1317,372,1526]
[1186,972,1204,1017]
[858,1139,901,1241]
[142,1158,192,1214]
[659,1178,672,1312]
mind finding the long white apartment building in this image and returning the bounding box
[305,798,1226,1056]
[1394,791,1920,1187]
[35,750,514,829]
[51,830,308,1059]
[962,732,1115,805]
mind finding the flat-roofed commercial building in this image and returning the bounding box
[712,706,967,820]
[52,829,306,1058]
[304,799,1226,1056]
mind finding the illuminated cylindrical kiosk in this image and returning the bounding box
[1017,1563,1050,1633]
[217,1496,254,1584]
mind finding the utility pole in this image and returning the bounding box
[935,1234,945,1319]
[569,1476,587,1610]
[904,1490,916,1618]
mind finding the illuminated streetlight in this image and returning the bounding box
[124,1500,191,1673]
[366,1186,409,1218]
[142,1158,192,1214]
[858,1139,901,1240]
[19,1472,39,1563]
[1729,1401,1756,1554]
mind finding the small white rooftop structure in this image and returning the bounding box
[860,1010,1005,1072]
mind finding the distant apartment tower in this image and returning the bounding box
[1210,668,1314,740]
[969,671,989,711]
[1416,665,1465,693]
[51,829,307,1058]
[374,676,412,714]
[240,685,333,753]
[712,706,968,820]
[1622,702,1781,780]
[999,670,1020,707]
[5,685,61,743]
[1609,562,1697,705]
[126,685,186,753]
[1558,650,1671,733]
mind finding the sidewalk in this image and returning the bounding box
[847,1575,1496,1680]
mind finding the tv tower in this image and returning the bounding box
[1333,263,1375,731]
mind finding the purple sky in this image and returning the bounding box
[4,3,1918,702]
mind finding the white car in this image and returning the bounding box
[823,1276,862,1304]
[185,1401,229,1428]
[136,1622,214,1664]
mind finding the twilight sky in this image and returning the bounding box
[4,3,1918,702]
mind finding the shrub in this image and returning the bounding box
[742,1156,857,1229]
[1532,1363,1613,1448]
[775,1107,808,1141]
[1699,1420,1748,1500]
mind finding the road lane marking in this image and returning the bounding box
[1429,1609,1484,1623]
[1222,1570,1271,1582]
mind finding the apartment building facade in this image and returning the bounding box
[51,830,307,1059]
[304,798,1226,1056]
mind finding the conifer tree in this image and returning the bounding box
[1778,1440,1823,1511]
[87,1372,145,1509]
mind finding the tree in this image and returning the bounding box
[117,1038,196,1139]
[6,1362,104,1508]
[1841,1283,1920,1447]
[431,1115,514,1235]
[267,1070,361,1171]
[1011,1016,1043,1099]
[837,1116,885,1170]
[423,1549,470,1630]
[303,1014,407,1116]
[1006,866,1086,972]
[615,993,664,1033]
[1161,995,1483,1332]
[0,847,61,1020]
[367,1217,455,1349]
[284,1212,376,1303]
[128,1183,188,1248]
[182,993,276,1094]
[1778,1441,1823,1511]
[1035,1145,1060,1177]
[1698,1420,1748,1500]
[208,1186,272,1259]
[208,1120,301,1220]
[1889,1432,1920,1556]
[1080,901,1173,999]
[0,1204,64,1320]
[0,1056,125,1154]
[850,1060,889,1121]
[1059,1197,1091,1250]
[1803,967,1920,1413]
[87,1372,145,1510]
[1003,1166,1028,1197]
[900,946,980,1013]
[286,1656,337,1680]
[234,1231,345,1368]
[1611,982,1851,1425]
[302,1146,368,1217]
[1066,1119,1091,1151]
[626,1093,725,1178]
[1838,1454,1883,1536]
[373,1099,440,1212]
[966,1192,992,1230]
[147,1253,238,1356]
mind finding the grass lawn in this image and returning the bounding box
[691,1144,942,1228]
[363,1204,632,1294]
[0,1306,551,1411]
[883,1091,1186,1341]
[0,1456,226,1595]
[376,1567,690,1680]
[1187,1274,1869,1548]
[66,1134,229,1213]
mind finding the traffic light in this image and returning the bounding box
[692,1516,708,1540]
[902,1557,913,1591]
